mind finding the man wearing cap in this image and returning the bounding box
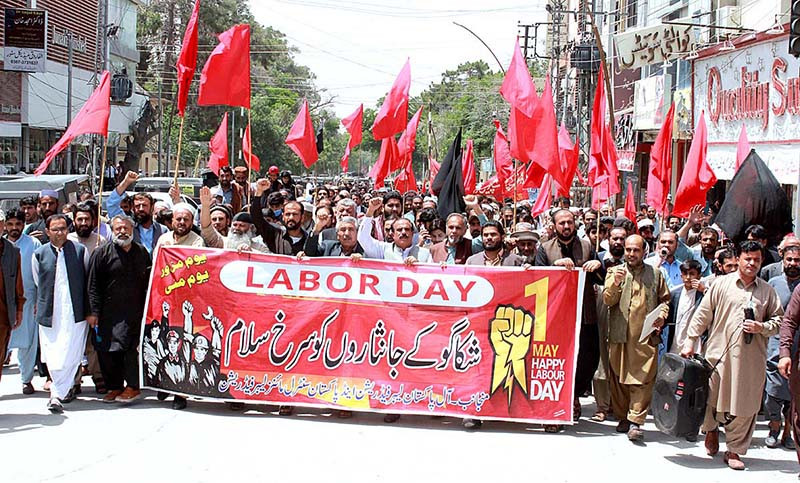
[4,209,40,395]
[155,203,205,249]
[511,222,539,265]
[233,166,254,199]
[210,166,244,213]
[199,187,269,253]
[0,210,26,392]
[637,218,656,252]
[24,190,69,243]
[107,172,167,253]
[210,204,232,237]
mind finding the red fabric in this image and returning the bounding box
[735,124,750,172]
[396,106,423,173]
[501,41,538,164]
[394,151,418,194]
[588,68,620,208]
[493,120,513,197]
[673,111,716,217]
[340,104,364,172]
[369,137,399,189]
[530,76,561,186]
[197,24,251,109]
[371,59,410,140]
[34,71,111,176]
[285,99,318,169]
[531,174,552,217]
[556,123,578,197]
[428,157,440,193]
[176,0,200,116]
[242,122,260,172]
[521,156,546,189]
[461,139,476,195]
[500,40,537,116]
[207,112,228,175]
[646,103,675,216]
[624,179,637,224]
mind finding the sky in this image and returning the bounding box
[249,0,549,118]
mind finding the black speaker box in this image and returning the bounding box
[653,353,714,440]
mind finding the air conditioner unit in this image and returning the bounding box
[715,6,741,30]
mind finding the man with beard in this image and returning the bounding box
[510,223,539,265]
[429,213,479,264]
[301,216,363,257]
[19,196,40,233]
[763,245,800,450]
[603,235,670,442]
[210,166,244,213]
[199,187,269,253]
[5,209,41,395]
[25,190,68,243]
[358,197,431,264]
[466,221,522,267]
[637,219,656,252]
[107,172,167,253]
[87,215,151,403]
[592,226,628,422]
[0,210,26,392]
[688,227,719,277]
[68,202,107,267]
[32,214,89,413]
[761,234,800,282]
[368,191,403,242]
[535,209,604,430]
[155,203,205,249]
[233,166,255,198]
[252,179,307,255]
[682,241,784,470]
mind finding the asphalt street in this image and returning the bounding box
[1,353,798,483]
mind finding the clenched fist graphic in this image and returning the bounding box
[490,305,534,407]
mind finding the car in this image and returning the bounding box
[130,177,205,200]
[0,174,90,212]
[100,191,198,215]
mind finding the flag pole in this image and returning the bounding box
[97,138,109,225]
[247,108,252,206]
[173,115,185,188]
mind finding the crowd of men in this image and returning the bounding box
[2,164,800,474]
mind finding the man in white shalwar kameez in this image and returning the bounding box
[32,214,89,413]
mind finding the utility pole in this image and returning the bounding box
[66,30,73,173]
[163,1,175,176]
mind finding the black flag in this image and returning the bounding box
[316,127,324,153]
[715,149,793,243]
[431,128,465,219]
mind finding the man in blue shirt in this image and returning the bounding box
[646,230,686,289]
[106,171,167,253]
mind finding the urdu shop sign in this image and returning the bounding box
[3,8,47,72]
[694,36,800,184]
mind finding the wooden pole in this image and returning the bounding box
[246,109,252,206]
[96,139,108,225]
[172,115,185,188]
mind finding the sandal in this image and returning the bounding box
[591,411,607,422]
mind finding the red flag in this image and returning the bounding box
[531,174,552,217]
[371,59,410,140]
[340,104,363,172]
[493,120,513,197]
[207,112,228,175]
[530,76,561,185]
[735,124,750,171]
[500,40,537,115]
[285,99,318,169]
[646,103,675,215]
[673,111,717,217]
[197,24,250,109]
[588,67,620,208]
[396,106,423,172]
[242,122,260,172]
[428,157,440,193]
[369,137,399,189]
[461,139,476,195]
[394,153,418,194]
[34,71,111,176]
[624,179,637,224]
[556,123,579,197]
[176,0,200,116]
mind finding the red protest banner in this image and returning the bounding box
[140,247,584,424]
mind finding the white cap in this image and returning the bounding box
[172,202,196,219]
